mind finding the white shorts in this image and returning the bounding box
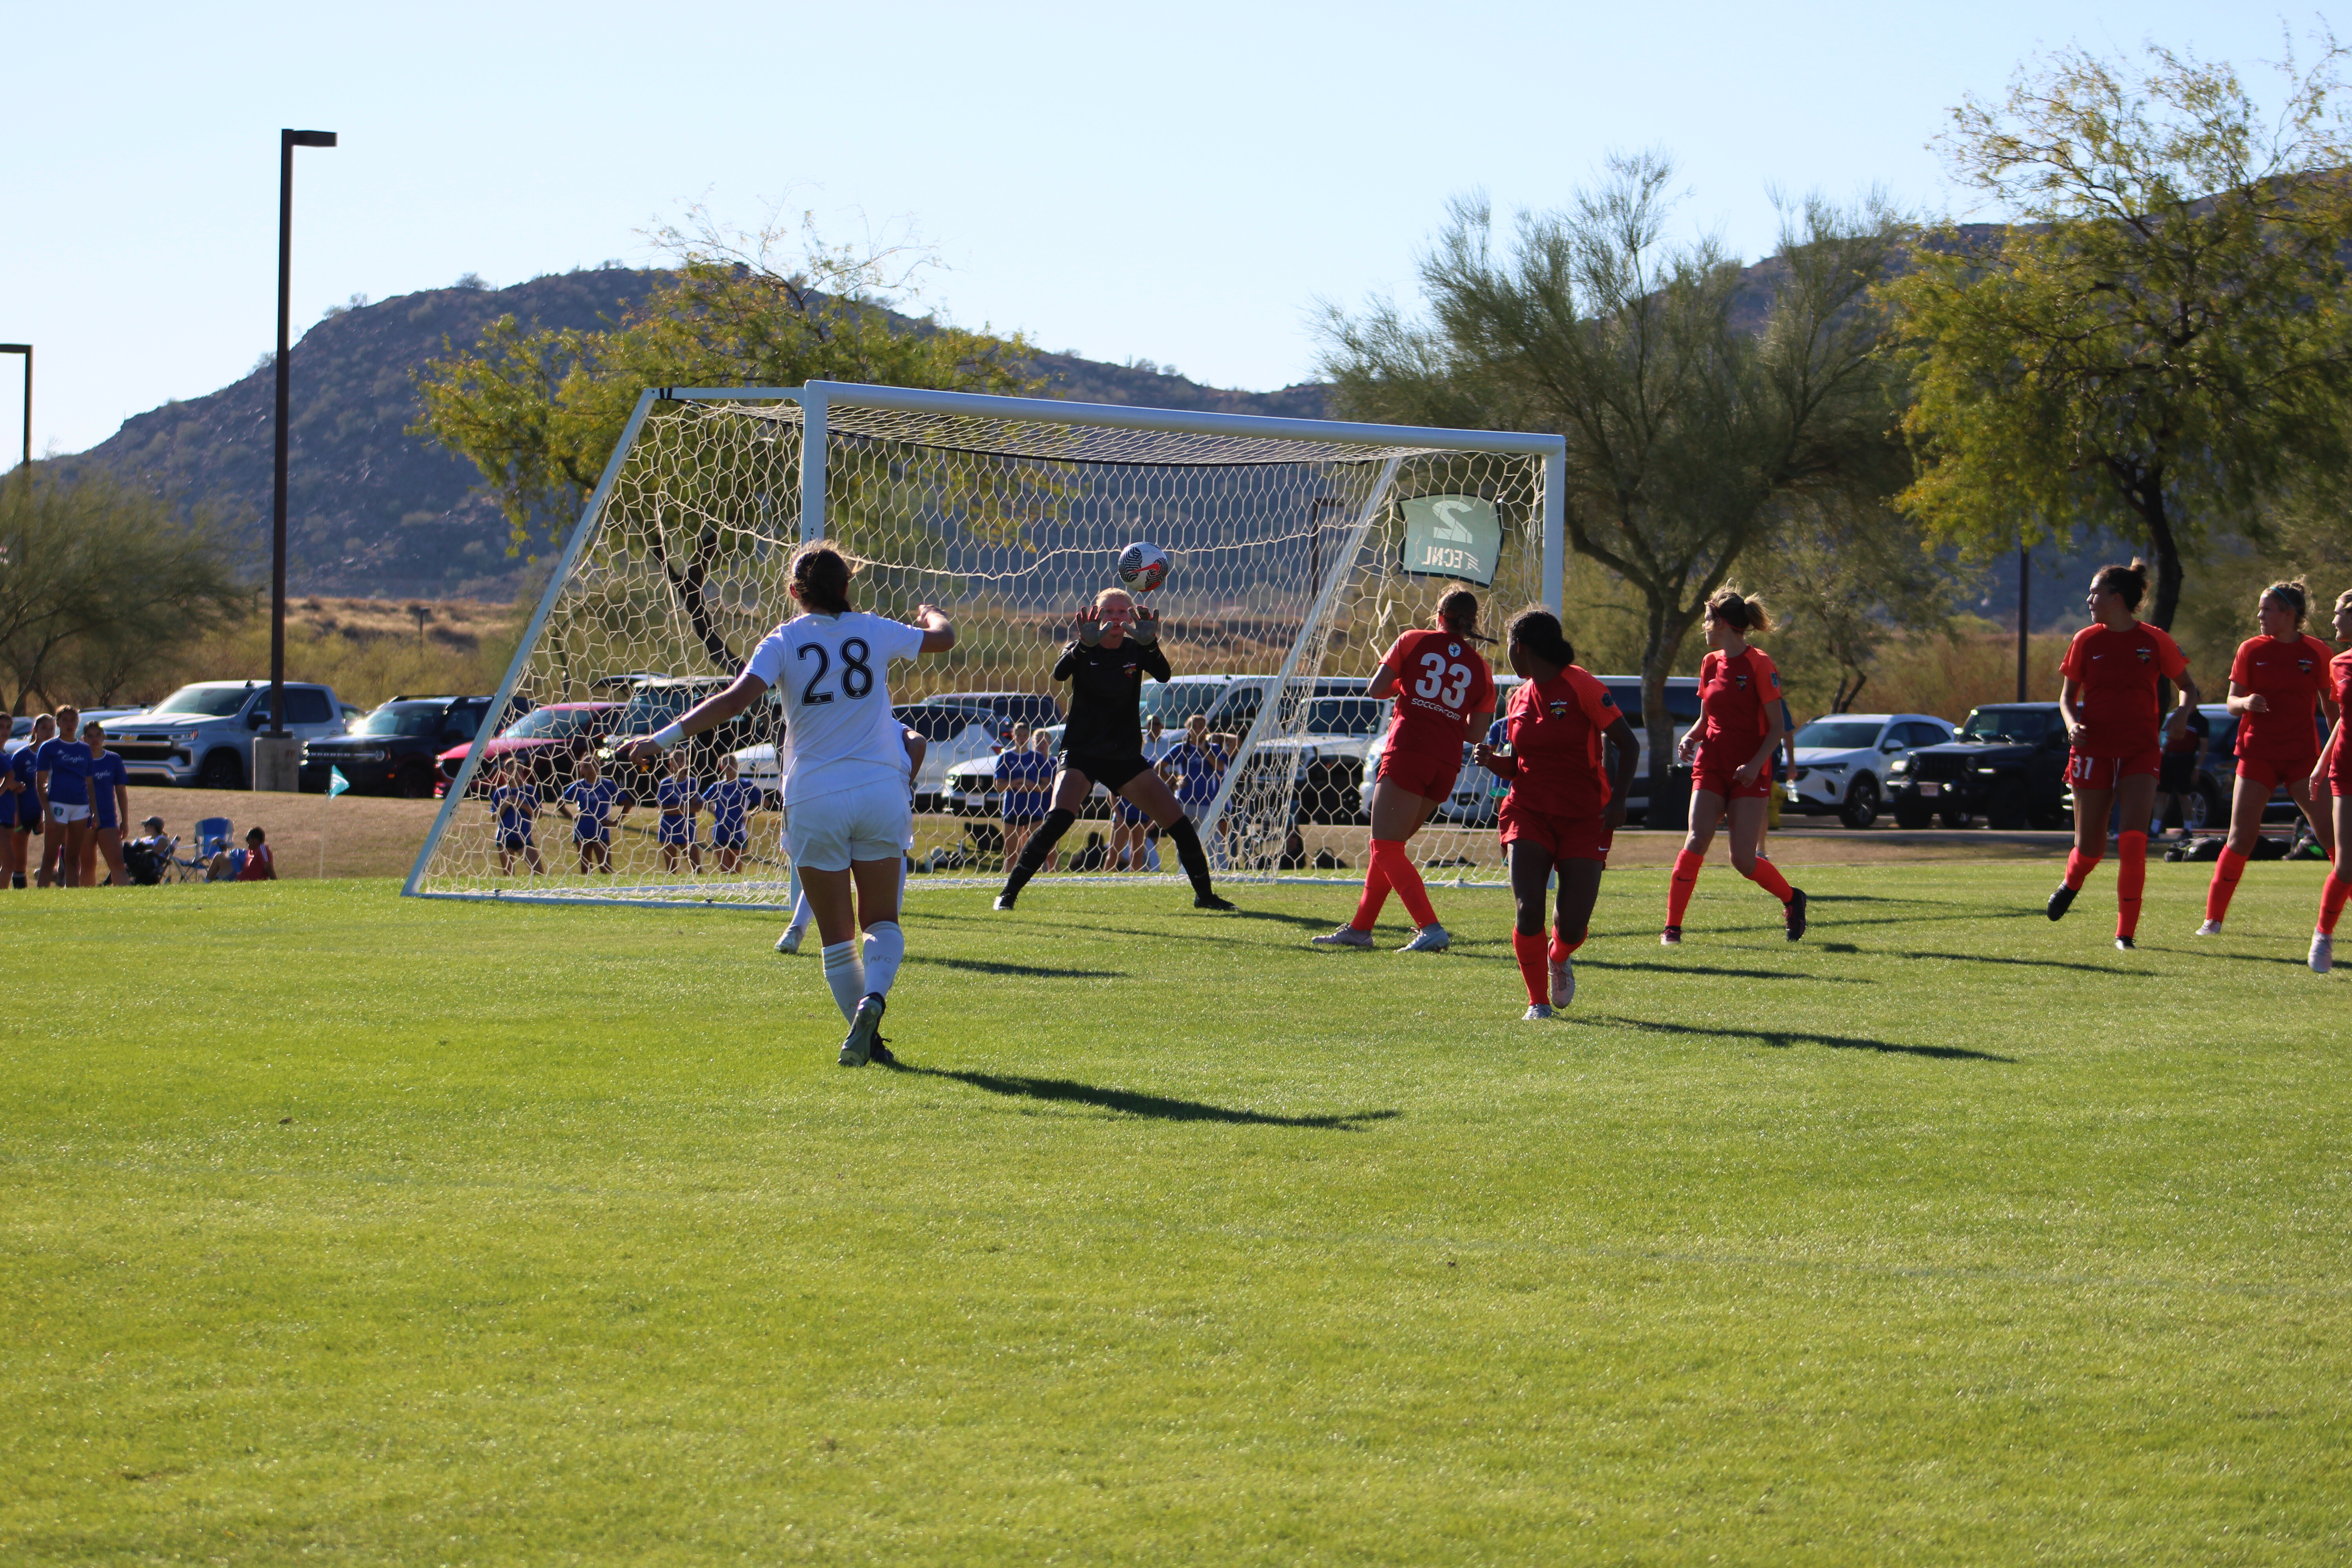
[49,802,90,825]
[786,787,912,873]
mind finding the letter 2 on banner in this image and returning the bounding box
[1400,495,1501,585]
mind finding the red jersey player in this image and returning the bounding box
[2200,579,2341,935]
[1472,607,1637,1018]
[1663,590,1806,944]
[2046,560,2203,949]
[2307,588,2352,974]
[1313,589,1495,953]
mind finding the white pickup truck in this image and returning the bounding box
[102,681,350,789]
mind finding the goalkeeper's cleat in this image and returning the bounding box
[838,994,886,1067]
[1194,892,1237,912]
[2047,884,2078,921]
[993,890,1018,912]
[2114,935,2135,951]
[1310,925,1376,949]
[2195,920,2223,937]
[1522,1003,1554,1022]
[776,926,806,955]
[1784,887,1809,942]
[1659,925,1682,947]
[1550,953,1575,1008]
[1397,924,1450,953]
[867,1038,898,1067]
[2311,933,2334,975]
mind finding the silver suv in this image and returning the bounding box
[104,681,348,789]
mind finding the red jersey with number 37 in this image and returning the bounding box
[1379,629,1495,757]
[2060,621,2188,756]
[1500,666,1622,817]
[1694,647,1781,769]
[2229,633,2333,760]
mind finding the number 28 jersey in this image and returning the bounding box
[1378,629,1496,758]
[746,610,926,808]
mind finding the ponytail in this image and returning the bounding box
[1504,605,1575,669]
[2263,577,2310,626]
[2092,559,2149,612]
[1706,588,1771,634]
[788,541,854,614]
[1432,588,1492,643]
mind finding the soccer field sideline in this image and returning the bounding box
[4,863,2347,1563]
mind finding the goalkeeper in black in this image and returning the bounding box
[995,587,1234,911]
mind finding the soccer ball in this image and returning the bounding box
[1116,541,1170,593]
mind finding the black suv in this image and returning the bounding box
[1886,704,2071,830]
[302,695,499,797]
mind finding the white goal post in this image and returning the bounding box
[404,381,1565,908]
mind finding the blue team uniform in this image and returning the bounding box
[562,777,623,842]
[85,751,130,831]
[1165,742,1224,813]
[5,746,39,829]
[489,783,535,849]
[655,774,700,845]
[995,748,1053,824]
[34,737,91,813]
[702,778,759,849]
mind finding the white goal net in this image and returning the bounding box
[406,383,1561,908]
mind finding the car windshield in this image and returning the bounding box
[1141,682,1229,728]
[1301,698,1386,736]
[147,685,254,719]
[1960,709,2053,742]
[502,706,610,740]
[1795,720,1884,750]
[350,702,450,738]
[613,686,722,726]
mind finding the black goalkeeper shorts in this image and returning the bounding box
[1062,750,1153,793]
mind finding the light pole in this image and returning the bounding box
[0,343,28,473]
[263,129,336,791]
[2016,542,2030,702]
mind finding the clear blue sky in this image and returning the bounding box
[4,1,2337,461]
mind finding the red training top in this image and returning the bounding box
[2229,633,2334,760]
[1693,647,1781,770]
[1494,666,1622,818]
[2060,621,2188,757]
[1378,628,1495,757]
[236,844,276,882]
[2328,650,2352,782]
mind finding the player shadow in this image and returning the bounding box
[1577,959,1872,984]
[907,955,1129,980]
[1592,1015,2014,1063]
[1893,949,2154,976]
[884,1063,1403,1129]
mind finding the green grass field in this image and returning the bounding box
[5,860,2348,1563]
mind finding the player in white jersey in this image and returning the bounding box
[776,717,927,955]
[613,543,953,1066]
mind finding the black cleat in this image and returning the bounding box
[867,1038,898,1067]
[1194,892,1236,911]
[1784,887,1809,942]
[1660,925,1682,946]
[2114,935,2135,951]
[993,890,1018,911]
[838,993,886,1067]
[2047,884,2078,921]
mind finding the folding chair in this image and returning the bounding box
[182,817,233,881]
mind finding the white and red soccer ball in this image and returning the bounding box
[1116,541,1170,593]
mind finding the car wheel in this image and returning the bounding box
[394,763,436,799]
[2184,779,2221,833]
[1942,804,1974,829]
[1893,798,1934,830]
[198,750,244,790]
[1837,775,1881,829]
[1987,780,2031,831]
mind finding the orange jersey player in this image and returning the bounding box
[1663,589,1806,945]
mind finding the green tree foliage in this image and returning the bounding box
[0,473,253,714]
[1742,495,1960,714]
[413,211,1043,557]
[1886,37,2352,630]
[1319,156,1907,788]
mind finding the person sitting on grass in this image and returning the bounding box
[235,826,276,882]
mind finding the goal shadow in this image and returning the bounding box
[882,1062,1403,1129]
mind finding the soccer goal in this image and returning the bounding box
[404,381,1564,908]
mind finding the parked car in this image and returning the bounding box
[2177,704,2314,829]
[1887,704,2071,829]
[1783,713,1958,828]
[944,722,1114,822]
[735,699,1001,809]
[438,701,624,797]
[1248,694,1394,822]
[100,681,347,789]
[302,695,498,797]
[596,677,772,790]
[927,691,1063,732]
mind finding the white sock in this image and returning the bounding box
[861,920,905,1000]
[786,890,810,934]
[820,941,864,1023]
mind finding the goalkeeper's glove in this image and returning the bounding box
[1130,610,1159,648]
[1076,615,1104,648]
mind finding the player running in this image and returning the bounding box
[993,586,1233,912]
[1312,588,1495,952]
[613,543,955,1066]
[1474,608,1639,1018]
[2045,560,2203,949]
[2307,588,2352,973]
[1663,591,1806,944]
[2198,579,2339,934]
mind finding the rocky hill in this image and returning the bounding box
[61,269,1330,599]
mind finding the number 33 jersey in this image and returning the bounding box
[747,610,926,807]
[1378,629,1496,758]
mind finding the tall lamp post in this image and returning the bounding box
[262,129,336,791]
[0,343,28,473]
[2016,542,2031,703]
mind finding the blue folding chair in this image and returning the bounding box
[177,817,234,881]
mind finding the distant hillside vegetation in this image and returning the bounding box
[59,269,1329,600]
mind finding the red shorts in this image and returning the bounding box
[2067,749,2161,790]
[1375,746,1461,804]
[1499,799,1612,863]
[2237,754,2318,792]
[1693,756,1774,801]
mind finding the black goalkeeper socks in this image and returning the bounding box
[1004,807,1076,897]
[1168,816,1216,900]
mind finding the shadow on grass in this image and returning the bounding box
[885,1063,1403,1129]
[1592,1014,2015,1063]
[1582,959,1871,984]
[907,955,1128,980]
[1896,949,2154,976]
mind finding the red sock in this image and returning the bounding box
[1744,857,1794,904]
[1550,928,1584,962]
[2116,831,2147,938]
[2320,872,2352,936]
[1511,929,1550,1005]
[2204,846,2248,925]
[2063,848,2102,891]
[1370,838,1439,928]
[1349,855,1392,932]
[1667,849,1703,927]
